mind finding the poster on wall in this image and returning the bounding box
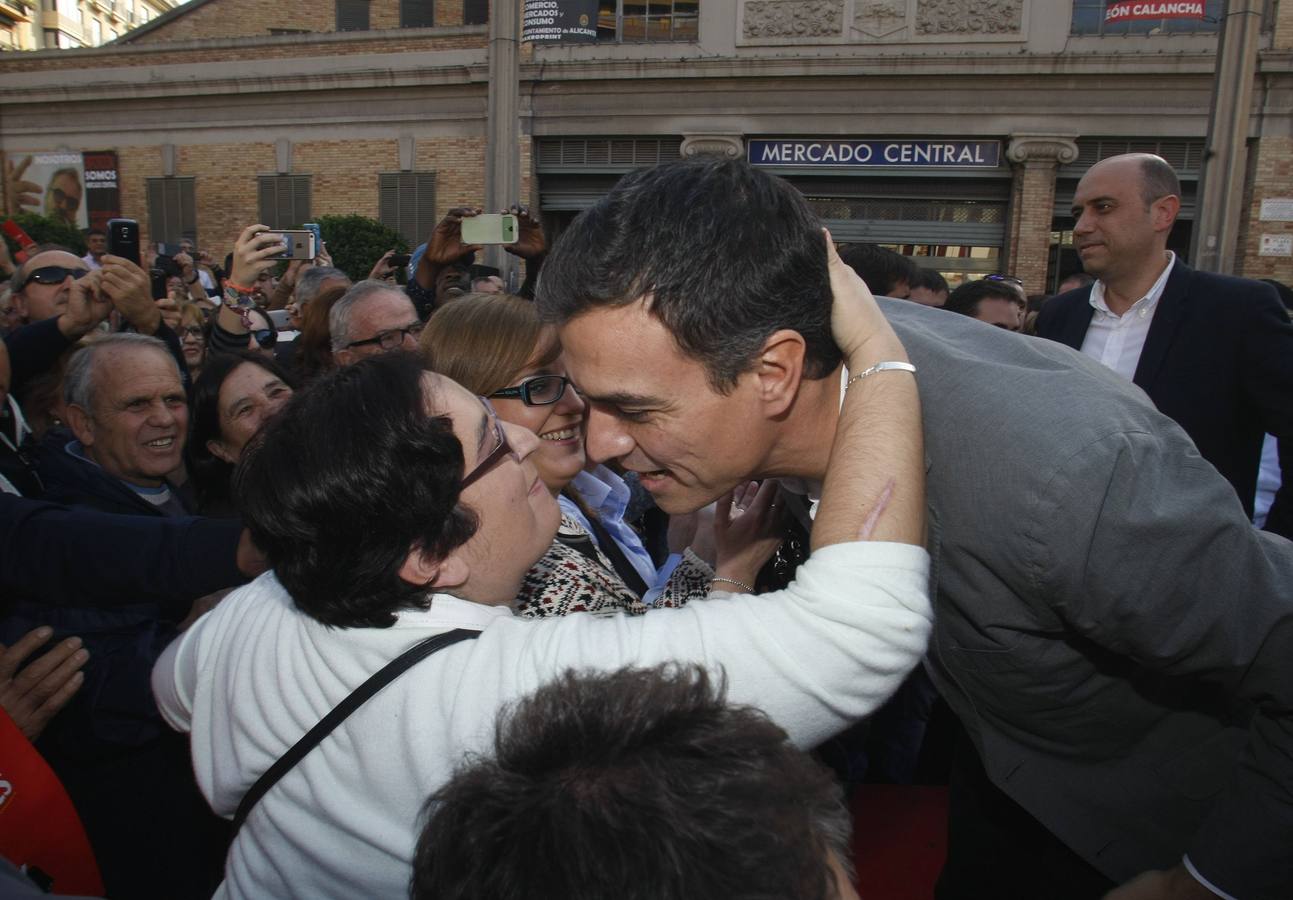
[81,151,121,233]
[1105,1,1205,23]
[522,0,597,43]
[3,150,121,232]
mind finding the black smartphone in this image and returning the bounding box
[107,218,141,267]
[150,267,168,301]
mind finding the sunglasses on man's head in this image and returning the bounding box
[984,274,1024,287]
[19,266,90,290]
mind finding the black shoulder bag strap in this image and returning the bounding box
[231,628,479,836]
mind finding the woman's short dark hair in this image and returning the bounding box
[234,352,477,629]
[186,350,298,516]
[536,156,842,393]
[411,663,852,900]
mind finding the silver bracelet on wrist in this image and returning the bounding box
[844,360,916,394]
[711,576,754,593]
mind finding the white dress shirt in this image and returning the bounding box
[1078,252,1176,381]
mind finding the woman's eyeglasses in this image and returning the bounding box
[489,374,572,407]
[181,326,205,340]
[461,397,519,490]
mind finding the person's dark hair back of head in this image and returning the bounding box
[836,243,918,298]
[234,352,476,628]
[1137,154,1181,207]
[186,350,299,515]
[411,663,851,900]
[535,156,842,392]
[944,279,1023,318]
[85,228,106,238]
[911,268,948,295]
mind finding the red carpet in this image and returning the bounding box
[850,785,949,900]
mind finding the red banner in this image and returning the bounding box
[1105,1,1205,22]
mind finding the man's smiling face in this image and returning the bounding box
[559,298,774,514]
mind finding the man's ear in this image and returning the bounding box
[333,348,353,368]
[754,329,807,417]
[64,403,95,447]
[397,543,469,592]
[1152,194,1181,234]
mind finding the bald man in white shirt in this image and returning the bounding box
[1036,153,1293,539]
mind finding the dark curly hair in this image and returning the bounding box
[234,352,477,628]
[412,663,853,900]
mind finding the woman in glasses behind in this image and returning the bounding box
[421,294,782,617]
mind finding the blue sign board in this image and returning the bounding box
[748,139,1002,169]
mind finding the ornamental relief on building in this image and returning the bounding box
[739,0,1024,45]
[915,0,1023,35]
[742,0,844,39]
[854,0,908,39]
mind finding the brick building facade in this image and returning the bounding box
[2,0,1291,292]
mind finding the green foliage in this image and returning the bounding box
[314,215,408,283]
[2,212,87,259]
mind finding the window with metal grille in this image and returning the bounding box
[379,172,437,245]
[1059,138,1206,178]
[463,0,488,25]
[400,0,434,27]
[146,177,197,245]
[535,137,683,171]
[335,0,369,32]
[596,0,698,42]
[257,175,312,229]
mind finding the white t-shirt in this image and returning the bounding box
[152,542,930,899]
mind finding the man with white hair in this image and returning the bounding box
[329,279,423,367]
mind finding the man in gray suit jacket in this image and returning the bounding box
[537,156,1293,900]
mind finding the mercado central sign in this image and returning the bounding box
[748,139,1002,169]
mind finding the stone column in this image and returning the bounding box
[485,0,521,283]
[1005,134,1078,293]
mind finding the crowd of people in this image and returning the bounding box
[0,151,1291,900]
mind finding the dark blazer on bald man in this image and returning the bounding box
[1035,260,1293,538]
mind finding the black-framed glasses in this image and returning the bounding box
[489,374,572,407]
[345,321,424,351]
[180,325,205,340]
[18,266,89,289]
[984,274,1024,287]
[461,397,518,490]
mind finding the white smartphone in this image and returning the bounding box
[460,214,518,245]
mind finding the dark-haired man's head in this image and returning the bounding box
[1057,272,1094,294]
[538,156,845,514]
[907,268,949,307]
[85,228,107,261]
[945,279,1025,331]
[836,244,917,299]
[411,663,857,900]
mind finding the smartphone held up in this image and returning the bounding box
[460,214,518,246]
